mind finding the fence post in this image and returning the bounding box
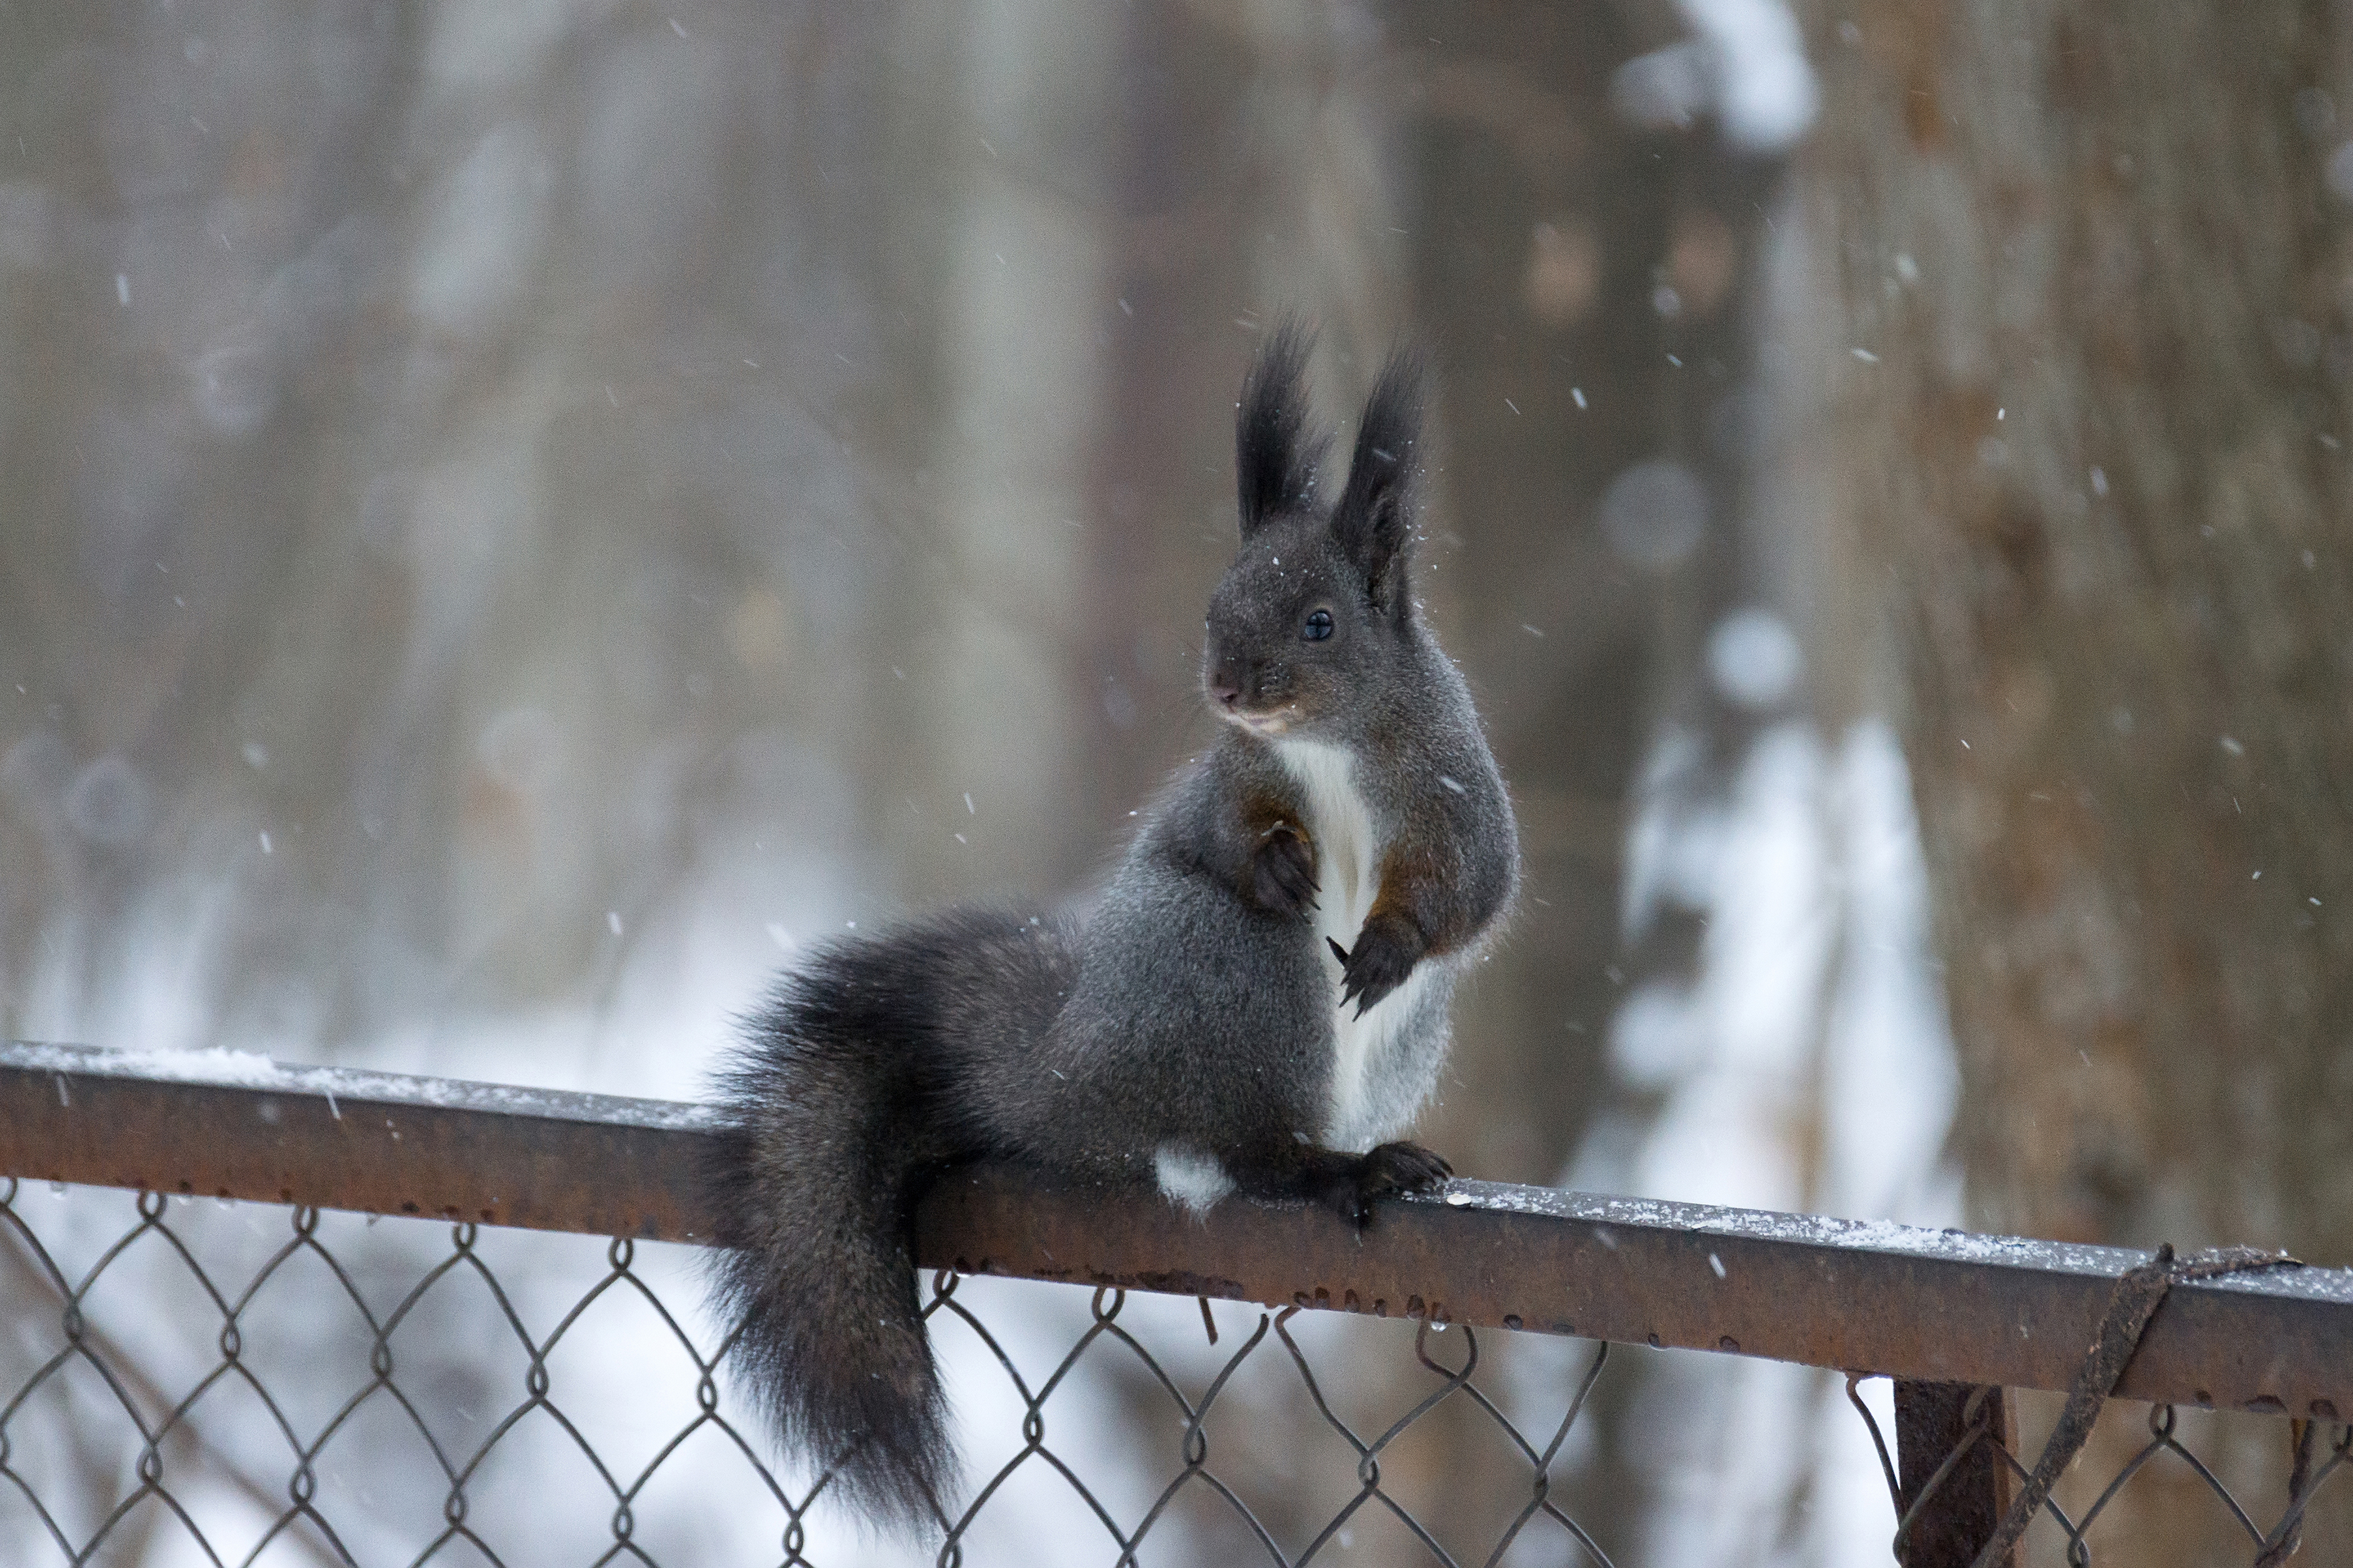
[1893,1380,2016,1567]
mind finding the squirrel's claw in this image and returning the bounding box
[1332,919,1420,1017]
[1363,1141,1453,1191]
[1251,824,1319,917]
[1326,936,1382,1017]
[1340,1141,1455,1227]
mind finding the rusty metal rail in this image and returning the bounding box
[4,1038,2351,1565]
[5,1039,2346,1417]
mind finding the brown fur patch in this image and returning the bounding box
[1368,848,1442,953]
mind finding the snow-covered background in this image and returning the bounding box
[0,1,1979,1562]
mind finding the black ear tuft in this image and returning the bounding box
[1332,348,1423,614]
[1236,320,1326,535]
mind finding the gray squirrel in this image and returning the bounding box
[703,323,1519,1532]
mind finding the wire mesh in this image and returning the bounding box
[0,1178,1619,1568]
[1844,1374,2353,1567]
[7,1171,2347,1567]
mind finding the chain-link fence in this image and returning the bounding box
[3,1043,2350,1567]
[1841,1374,2352,1568]
[1,1183,1617,1566]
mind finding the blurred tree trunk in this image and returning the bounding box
[1793,2,2353,1559]
[0,3,936,1076]
[1388,1,1814,1553]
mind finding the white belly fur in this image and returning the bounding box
[1274,737,1441,1152]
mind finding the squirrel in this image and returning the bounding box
[702,322,1519,1533]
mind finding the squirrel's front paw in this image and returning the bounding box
[1326,913,1425,1017]
[1251,823,1318,917]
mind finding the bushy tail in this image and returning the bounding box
[701,905,1075,1532]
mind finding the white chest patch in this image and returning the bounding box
[1273,738,1439,1151]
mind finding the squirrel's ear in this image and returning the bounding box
[1236,320,1325,536]
[1331,349,1423,616]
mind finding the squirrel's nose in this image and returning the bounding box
[1209,677,1242,708]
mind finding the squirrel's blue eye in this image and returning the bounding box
[1303,608,1334,642]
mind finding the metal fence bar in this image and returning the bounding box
[5,1039,2352,1421]
[1892,1382,2015,1568]
[0,1040,722,1241]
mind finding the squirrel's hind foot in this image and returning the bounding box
[1358,1140,1451,1199]
[1303,1140,1453,1227]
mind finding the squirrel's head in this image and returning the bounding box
[1204,323,1423,741]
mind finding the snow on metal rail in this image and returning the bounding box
[3,1038,2346,1421]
